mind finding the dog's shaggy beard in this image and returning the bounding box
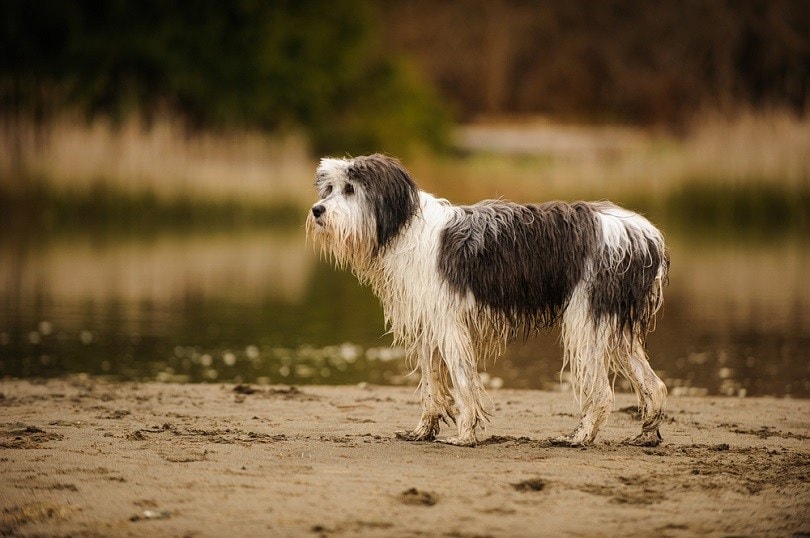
[306,189,377,272]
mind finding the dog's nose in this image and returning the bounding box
[311,205,326,218]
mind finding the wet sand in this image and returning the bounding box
[1,377,807,537]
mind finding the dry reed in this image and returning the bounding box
[1,109,807,206]
[412,109,810,203]
[0,113,315,205]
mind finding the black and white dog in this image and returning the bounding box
[307,154,669,447]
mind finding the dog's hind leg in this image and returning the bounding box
[552,289,614,447]
[551,349,613,446]
[396,344,455,442]
[616,339,667,446]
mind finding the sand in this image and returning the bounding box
[0,377,807,537]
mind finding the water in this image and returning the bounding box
[1,228,808,397]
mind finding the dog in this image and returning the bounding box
[306,154,669,447]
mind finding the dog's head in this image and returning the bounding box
[307,154,420,268]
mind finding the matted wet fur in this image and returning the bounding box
[307,154,669,447]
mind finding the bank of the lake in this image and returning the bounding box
[1,378,807,536]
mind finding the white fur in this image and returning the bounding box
[308,156,668,447]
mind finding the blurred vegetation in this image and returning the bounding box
[1,1,807,237]
[3,172,804,242]
[0,0,451,155]
[378,0,809,124]
[661,181,809,238]
[2,1,806,151]
[0,179,303,241]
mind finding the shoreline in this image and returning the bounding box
[1,378,808,536]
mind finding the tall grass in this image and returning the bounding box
[411,109,810,203]
[1,110,807,234]
[1,113,315,205]
[410,110,810,236]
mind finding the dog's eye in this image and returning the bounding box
[323,185,333,197]
[344,183,355,196]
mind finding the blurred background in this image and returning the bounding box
[1,0,808,397]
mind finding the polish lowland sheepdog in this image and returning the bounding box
[307,154,669,447]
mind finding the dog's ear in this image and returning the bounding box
[349,154,420,253]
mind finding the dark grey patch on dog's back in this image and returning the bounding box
[438,200,599,331]
[348,154,420,254]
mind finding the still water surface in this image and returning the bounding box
[1,228,807,397]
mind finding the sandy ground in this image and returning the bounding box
[0,377,807,537]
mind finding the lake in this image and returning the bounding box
[1,226,808,397]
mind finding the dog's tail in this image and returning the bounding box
[590,202,669,344]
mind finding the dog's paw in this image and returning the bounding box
[626,429,662,447]
[435,436,477,447]
[549,434,589,448]
[395,430,435,442]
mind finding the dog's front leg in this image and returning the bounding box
[436,334,488,447]
[396,346,455,442]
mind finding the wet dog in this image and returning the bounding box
[307,154,668,447]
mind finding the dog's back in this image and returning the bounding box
[437,199,668,340]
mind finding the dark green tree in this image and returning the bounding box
[0,0,451,155]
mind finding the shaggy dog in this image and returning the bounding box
[306,154,669,447]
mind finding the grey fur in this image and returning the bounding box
[347,154,420,253]
[438,199,668,341]
[439,200,599,334]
